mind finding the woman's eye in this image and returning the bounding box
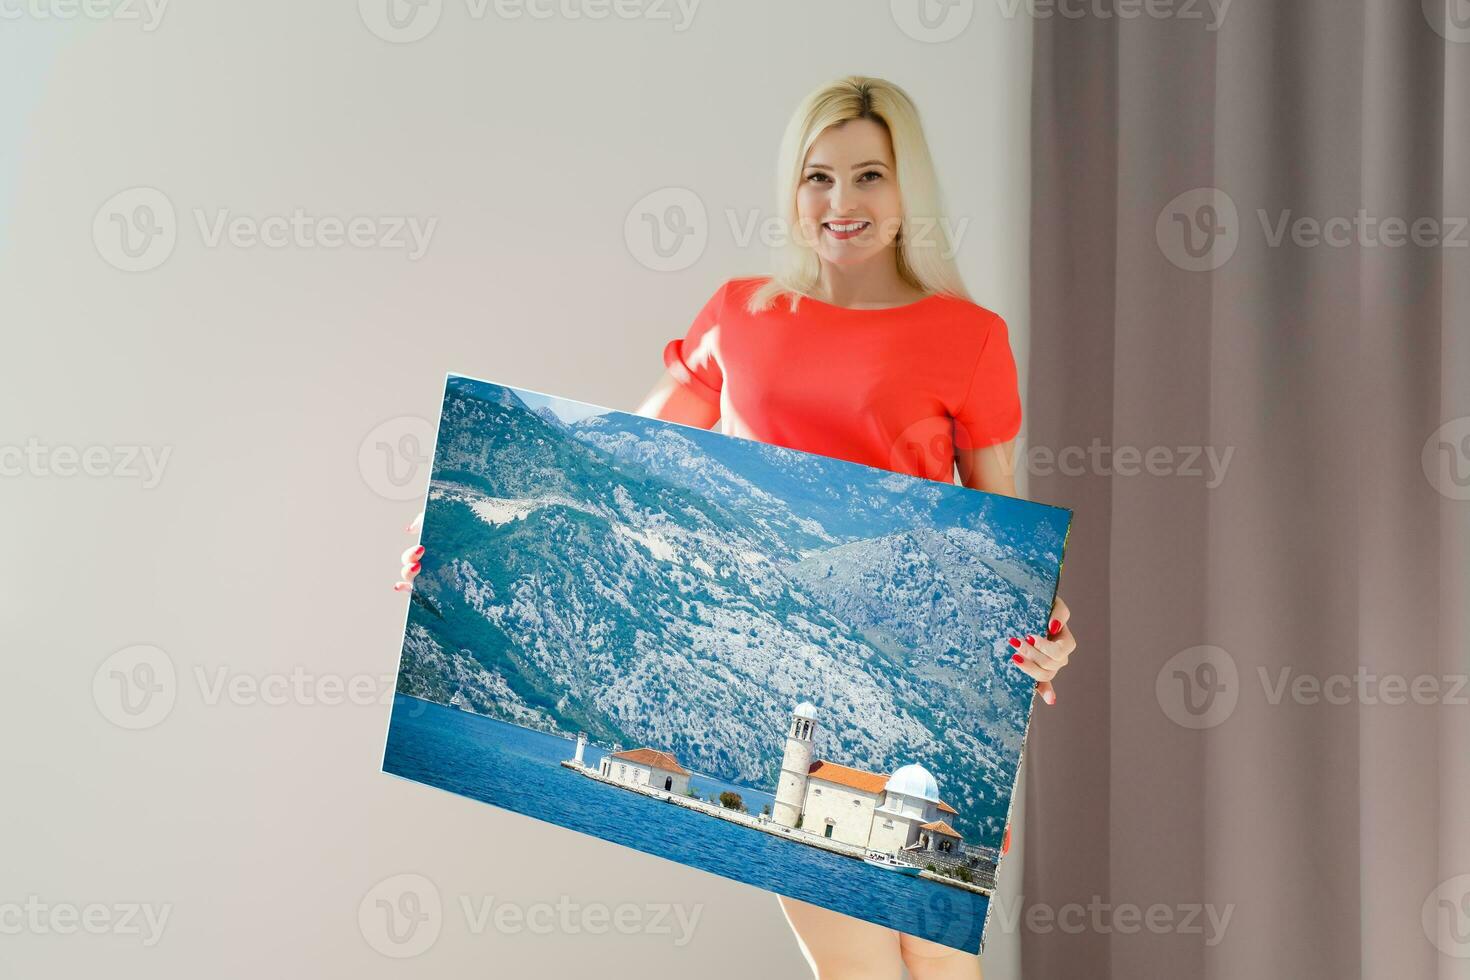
[805,172,831,183]
[858,170,883,183]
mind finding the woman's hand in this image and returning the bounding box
[392,512,425,592]
[1006,595,1076,706]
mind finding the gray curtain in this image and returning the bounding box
[1024,2,1469,977]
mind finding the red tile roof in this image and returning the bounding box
[608,748,689,776]
[920,820,963,839]
[807,759,887,795]
[937,800,957,815]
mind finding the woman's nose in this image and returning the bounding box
[828,180,856,214]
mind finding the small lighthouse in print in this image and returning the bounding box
[574,731,588,766]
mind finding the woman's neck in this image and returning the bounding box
[810,252,927,310]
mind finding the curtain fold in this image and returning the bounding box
[1025,2,1469,976]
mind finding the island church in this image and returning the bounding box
[772,702,965,858]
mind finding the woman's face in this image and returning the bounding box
[795,118,905,268]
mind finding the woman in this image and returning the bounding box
[399,76,1078,979]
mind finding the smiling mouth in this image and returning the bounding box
[822,220,871,240]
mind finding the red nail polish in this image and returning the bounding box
[1049,618,1062,636]
[1012,653,1025,665]
[1008,637,1022,648]
[412,546,425,560]
[1026,635,1036,646]
[410,562,421,573]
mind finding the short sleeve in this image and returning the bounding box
[953,312,1022,451]
[662,280,727,405]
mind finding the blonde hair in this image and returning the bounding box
[748,75,970,313]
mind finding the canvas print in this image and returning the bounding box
[381,374,1072,952]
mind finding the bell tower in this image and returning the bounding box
[772,702,818,828]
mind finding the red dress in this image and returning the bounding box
[663,277,1023,484]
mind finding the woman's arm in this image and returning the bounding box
[635,371,720,429]
[954,440,1017,497]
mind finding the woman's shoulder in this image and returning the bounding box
[927,292,1005,326]
[916,294,1009,352]
[716,276,772,307]
[691,276,773,323]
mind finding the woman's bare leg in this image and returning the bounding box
[897,933,983,980]
[778,896,906,980]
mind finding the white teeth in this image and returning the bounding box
[825,221,869,233]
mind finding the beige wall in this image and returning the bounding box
[0,3,1033,978]
[801,781,879,848]
[865,811,919,855]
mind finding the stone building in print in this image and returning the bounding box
[599,747,691,796]
[770,702,965,858]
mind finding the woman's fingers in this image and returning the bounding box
[395,513,426,591]
[1049,595,1070,633]
[1005,638,1055,682]
[1013,599,1074,704]
[1026,634,1066,670]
